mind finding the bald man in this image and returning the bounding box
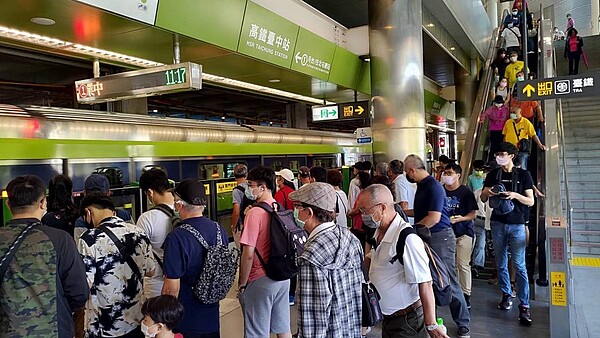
[403,155,471,338]
[358,184,448,338]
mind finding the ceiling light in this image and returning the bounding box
[268,79,280,83]
[0,25,334,105]
[450,47,456,51]
[152,109,158,113]
[426,23,435,28]
[30,17,56,26]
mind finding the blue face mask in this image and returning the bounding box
[361,211,382,229]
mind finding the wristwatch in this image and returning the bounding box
[425,323,439,331]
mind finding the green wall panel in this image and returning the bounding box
[237,1,299,68]
[0,139,369,160]
[290,28,336,81]
[424,90,447,115]
[328,46,362,89]
[357,61,371,95]
[156,0,246,51]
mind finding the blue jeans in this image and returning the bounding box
[429,227,470,327]
[471,218,486,268]
[491,221,530,307]
[517,152,530,170]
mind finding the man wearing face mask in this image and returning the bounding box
[480,95,510,158]
[502,8,521,31]
[78,192,155,338]
[403,155,471,338]
[0,175,89,338]
[480,142,534,326]
[358,184,449,338]
[510,72,545,125]
[501,21,521,60]
[162,179,228,337]
[504,51,526,89]
[442,163,478,309]
[288,182,363,337]
[238,166,292,338]
[502,106,547,170]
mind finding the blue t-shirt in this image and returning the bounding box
[163,216,228,335]
[444,185,478,238]
[414,175,452,232]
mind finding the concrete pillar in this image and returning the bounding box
[369,0,426,163]
[487,0,499,29]
[286,102,307,129]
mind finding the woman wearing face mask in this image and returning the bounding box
[274,168,296,211]
[491,49,509,84]
[480,95,509,159]
[492,77,510,103]
[442,163,478,309]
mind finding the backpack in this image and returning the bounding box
[489,169,518,215]
[390,226,452,306]
[181,223,239,304]
[149,204,181,269]
[234,185,254,230]
[252,202,308,281]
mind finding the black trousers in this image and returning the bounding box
[568,52,581,75]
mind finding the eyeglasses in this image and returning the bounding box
[359,203,382,215]
[293,203,306,210]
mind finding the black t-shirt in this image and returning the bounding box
[445,185,478,237]
[484,167,534,224]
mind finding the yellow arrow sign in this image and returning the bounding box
[356,106,364,115]
[523,84,536,98]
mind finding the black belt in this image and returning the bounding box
[476,216,486,220]
[384,300,422,319]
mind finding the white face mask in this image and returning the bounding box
[495,103,503,108]
[496,155,511,166]
[442,174,458,186]
[510,56,518,62]
[141,323,158,338]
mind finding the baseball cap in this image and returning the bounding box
[85,174,110,193]
[289,182,336,211]
[298,166,310,178]
[171,179,207,206]
[275,168,294,182]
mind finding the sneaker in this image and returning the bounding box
[289,295,295,306]
[471,266,480,279]
[464,294,471,309]
[498,293,513,310]
[519,305,533,326]
[457,326,471,338]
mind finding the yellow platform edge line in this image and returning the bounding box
[571,257,600,268]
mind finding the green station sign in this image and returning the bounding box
[290,28,336,81]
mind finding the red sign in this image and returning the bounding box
[550,237,565,263]
[76,81,104,99]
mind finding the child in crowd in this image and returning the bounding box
[141,295,185,338]
[467,160,486,191]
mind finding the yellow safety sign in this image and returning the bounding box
[204,184,210,196]
[551,271,567,306]
[216,181,238,194]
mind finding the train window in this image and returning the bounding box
[198,164,224,180]
[289,161,299,171]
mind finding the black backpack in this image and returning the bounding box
[149,204,180,270]
[390,226,452,307]
[252,202,308,281]
[233,185,254,230]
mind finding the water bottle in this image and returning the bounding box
[437,318,447,335]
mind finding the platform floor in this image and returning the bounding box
[570,264,600,338]
[217,279,550,337]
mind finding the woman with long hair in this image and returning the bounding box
[564,28,584,75]
[43,174,79,236]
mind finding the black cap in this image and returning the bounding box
[171,179,207,206]
[493,95,504,104]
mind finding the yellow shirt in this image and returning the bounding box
[504,61,525,88]
[503,117,536,147]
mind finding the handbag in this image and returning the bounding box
[512,121,531,153]
[361,257,383,326]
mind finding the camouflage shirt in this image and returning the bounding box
[0,218,89,338]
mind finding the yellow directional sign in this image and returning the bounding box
[356,105,365,115]
[340,101,369,119]
[216,181,238,194]
[523,84,536,98]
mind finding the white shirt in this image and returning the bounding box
[136,206,175,299]
[368,214,432,314]
[348,178,361,208]
[307,221,336,241]
[392,174,416,224]
[334,189,349,228]
[474,189,493,230]
[502,27,521,48]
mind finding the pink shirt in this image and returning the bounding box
[569,36,579,52]
[482,105,510,131]
[240,197,276,282]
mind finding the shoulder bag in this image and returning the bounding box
[99,225,143,281]
[512,121,531,153]
[0,222,39,284]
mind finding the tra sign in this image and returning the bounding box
[516,73,599,101]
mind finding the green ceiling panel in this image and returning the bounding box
[328,46,362,89]
[290,28,336,81]
[237,1,299,68]
[357,61,371,95]
[155,0,246,51]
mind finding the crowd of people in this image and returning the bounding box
[0,149,541,338]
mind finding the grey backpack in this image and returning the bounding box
[181,223,239,304]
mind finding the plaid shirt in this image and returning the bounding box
[297,222,363,338]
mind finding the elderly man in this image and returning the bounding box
[290,182,363,337]
[359,184,448,338]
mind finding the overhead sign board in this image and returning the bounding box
[291,28,336,80]
[340,101,369,119]
[516,73,600,101]
[312,105,339,121]
[76,0,159,25]
[75,62,202,104]
[356,127,373,144]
